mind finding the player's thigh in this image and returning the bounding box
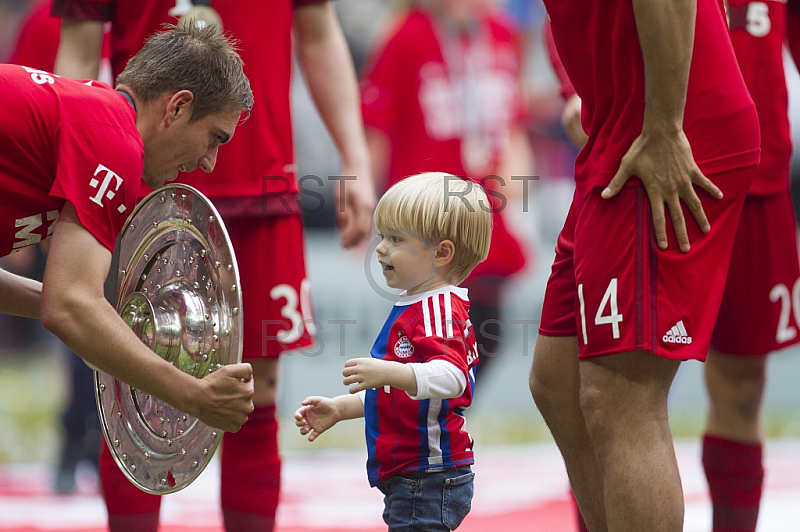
[539,189,581,339]
[573,168,752,362]
[226,214,315,360]
[711,192,800,356]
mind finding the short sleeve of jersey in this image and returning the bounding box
[788,0,800,65]
[414,324,469,371]
[404,292,475,377]
[50,120,142,252]
[52,0,114,21]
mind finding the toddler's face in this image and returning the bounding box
[375,228,438,295]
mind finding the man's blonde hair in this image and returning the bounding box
[374,172,492,285]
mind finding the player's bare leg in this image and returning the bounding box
[703,351,766,532]
[705,351,765,442]
[221,357,280,532]
[579,350,681,532]
[530,335,608,532]
[251,358,280,406]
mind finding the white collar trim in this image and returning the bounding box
[395,285,468,306]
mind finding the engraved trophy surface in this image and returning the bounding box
[96,184,242,494]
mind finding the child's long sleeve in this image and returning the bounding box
[405,359,466,400]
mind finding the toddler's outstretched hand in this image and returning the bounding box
[295,396,341,442]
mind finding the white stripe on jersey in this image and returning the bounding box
[423,292,455,338]
[427,399,443,465]
[423,298,433,337]
[444,292,454,338]
[433,294,443,337]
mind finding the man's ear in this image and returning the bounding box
[434,239,455,268]
[164,90,194,126]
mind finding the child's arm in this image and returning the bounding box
[344,357,418,395]
[294,394,364,442]
[343,358,466,399]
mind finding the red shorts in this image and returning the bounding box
[539,166,754,361]
[711,191,800,355]
[226,214,315,359]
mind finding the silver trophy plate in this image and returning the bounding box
[96,184,242,494]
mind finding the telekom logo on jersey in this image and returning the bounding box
[12,164,126,250]
[89,164,127,214]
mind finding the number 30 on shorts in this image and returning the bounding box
[578,278,623,345]
[270,279,315,344]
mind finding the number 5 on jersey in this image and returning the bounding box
[578,278,623,345]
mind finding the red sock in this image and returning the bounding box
[702,434,764,532]
[99,441,161,531]
[221,404,281,532]
[570,490,591,532]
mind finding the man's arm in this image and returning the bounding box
[53,18,105,80]
[0,269,42,318]
[294,1,375,248]
[40,202,254,432]
[602,0,723,252]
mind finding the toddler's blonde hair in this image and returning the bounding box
[374,172,492,285]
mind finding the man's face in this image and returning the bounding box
[142,106,241,188]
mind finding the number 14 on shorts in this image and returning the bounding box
[578,278,623,345]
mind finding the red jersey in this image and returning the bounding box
[364,286,477,486]
[0,64,142,256]
[544,0,760,198]
[361,8,526,279]
[361,8,524,184]
[728,0,792,195]
[53,0,323,206]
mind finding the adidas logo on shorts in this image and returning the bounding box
[663,320,693,345]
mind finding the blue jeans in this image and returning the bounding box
[377,466,474,531]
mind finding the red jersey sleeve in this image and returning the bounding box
[52,0,114,21]
[788,0,800,68]
[404,291,477,378]
[50,120,142,252]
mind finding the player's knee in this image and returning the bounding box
[578,381,615,434]
[529,364,557,413]
[708,363,766,417]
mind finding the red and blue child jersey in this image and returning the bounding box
[364,286,478,486]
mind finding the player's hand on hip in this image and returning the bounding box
[602,128,722,253]
[193,363,254,432]
[295,396,339,442]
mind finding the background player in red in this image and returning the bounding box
[528,0,761,529]
[52,1,374,530]
[702,1,800,529]
[360,0,529,384]
[295,171,490,531]
[546,2,800,528]
[0,23,255,440]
